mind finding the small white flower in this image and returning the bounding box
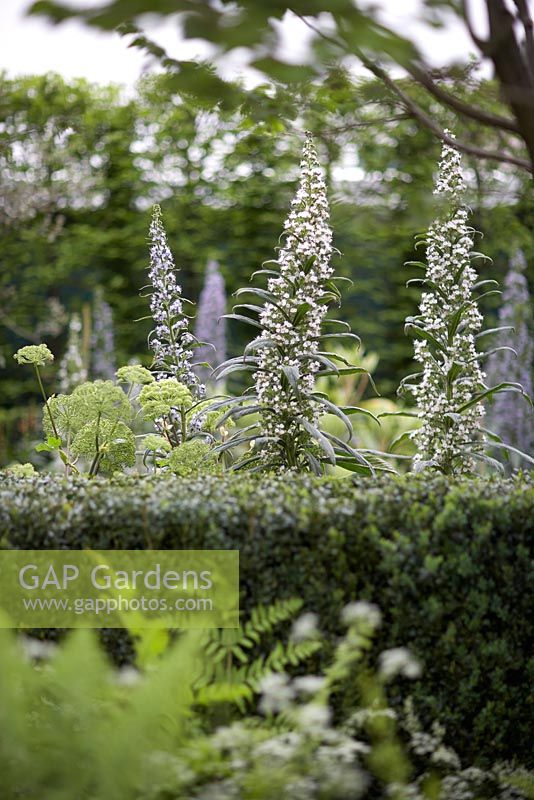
[212,723,250,751]
[20,637,56,661]
[115,666,141,686]
[293,675,326,695]
[342,601,382,629]
[379,647,422,681]
[291,611,319,642]
[259,672,295,714]
[254,731,301,760]
[297,702,332,734]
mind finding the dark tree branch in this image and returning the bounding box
[404,63,519,134]
[484,0,534,167]
[462,0,490,52]
[358,52,531,171]
[296,14,532,173]
[512,0,534,80]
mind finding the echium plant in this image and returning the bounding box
[58,313,87,393]
[398,135,532,475]
[486,249,534,460]
[194,259,227,387]
[211,133,377,475]
[146,204,205,398]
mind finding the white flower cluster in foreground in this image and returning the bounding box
[147,205,204,397]
[411,136,485,473]
[255,133,333,451]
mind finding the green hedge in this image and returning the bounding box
[0,472,533,767]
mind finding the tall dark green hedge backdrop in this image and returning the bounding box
[1,472,532,767]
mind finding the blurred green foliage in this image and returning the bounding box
[1,71,532,465]
[2,592,529,799]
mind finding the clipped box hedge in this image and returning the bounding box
[0,472,533,767]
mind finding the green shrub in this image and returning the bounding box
[0,471,532,767]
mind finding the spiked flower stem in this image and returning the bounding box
[486,250,534,460]
[58,313,87,394]
[146,205,205,398]
[210,133,377,475]
[399,136,533,475]
[255,134,334,437]
[194,260,227,386]
[91,287,116,380]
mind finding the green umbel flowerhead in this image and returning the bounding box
[14,344,54,367]
[71,419,136,475]
[116,365,155,386]
[43,394,82,440]
[71,380,132,424]
[3,463,37,478]
[138,379,193,421]
[164,440,219,477]
[141,434,171,454]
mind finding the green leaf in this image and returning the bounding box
[476,326,515,340]
[323,319,351,331]
[470,252,493,263]
[250,58,317,84]
[406,278,448,301]
[318,366,369,377]
[457,448,504,474]
[299,418,336,465]
[293,302,311,326]
[244,338,277,356]
[472,279,499,291]
[447,302,470,342]
[378,410,419,419]
[405,323,447,353]
[457,382,532,412]
[310,395,353,439]
[212,362,258,380]
[447,362,464,382]
[474,289,501,303]
[485,441,534,466]
[224,313,263,330]
[317,332,361,347]
[404,260,427,269]
[281,365,301,398]
[298,353,339,374]
[341,406,380,424]
[36,435,62,452]
[212,433,271,455]
[304,451,323,475]
[332,456,374,475]
[388,430,415,451]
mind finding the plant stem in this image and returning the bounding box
[181,406,187,443]
[88,413,102,477]
[34,365,59,440]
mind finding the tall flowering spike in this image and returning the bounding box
[58,313,87,394]
[91,286,116,380]
[255,132,334,456]
[211,133,373,474]
[486,250,534,457]
[407,135,486,474]
[147,205,204,397]
[194,260,227,386]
